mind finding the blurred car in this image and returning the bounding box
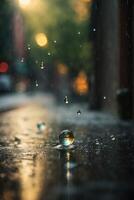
[0,74,12,93]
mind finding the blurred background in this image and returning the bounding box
[0,0,91,103]
[0,0,134,119]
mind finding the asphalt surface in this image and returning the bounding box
[0,93,134,200]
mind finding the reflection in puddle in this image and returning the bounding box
[19,157,45,200]
[59,151,77,199]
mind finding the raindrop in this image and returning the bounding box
[64,96,69,104]
[41,61,45,69]
[104,96,106,100]
[14,137,21,144]
[95,139,99,145]
[35,80,39,87]
[20,57,24,63]
[110,135,116,141]
[54,40,57,43]
[77,31,81,35]
[37,122,46,131]
[96,141,99,145]
[77,110,81,116]
[27,44,31,50]
[48,52,51,56]
[59,130,75,147]
[93,28,96,32]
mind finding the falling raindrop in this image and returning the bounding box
[35,80,39,87]
[64,96,69,104]
[110,135,116,141]
[27,44,31,50]
[20,57,24,63]
[54,40,57,43]
[59,130,75,147]
[77,31,81,35]
[48,52,51,56]
[77,110,81,116]
[93,28,96,32]
[37,122,46,131]
[41,61,45,69]
[104,96,106,100]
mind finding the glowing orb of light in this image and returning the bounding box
[0,62,9,73]
[35,33,48,47]
[19,0,31,8]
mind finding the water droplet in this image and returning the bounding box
[110,135,116,141]
[64,96,69,104]
[35,80,39,87]
[59,130,75,147]
[37,122,46,131]
[77,110,81,116]
[48,52,51,56]
[93,28,96,32]
[21,57,24,63]
[96,141,99,145]
[54,40,57,43]
[27,44,31,50]
[104,96,106,100]
[35,60,38,64]
[14,137,21,144]
[77,31,81,35]
[41,61,45,69]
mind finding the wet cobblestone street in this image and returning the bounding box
[0,94,134,200]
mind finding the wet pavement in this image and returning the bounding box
[0,93,134,200]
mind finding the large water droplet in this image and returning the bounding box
[59,130,74,147]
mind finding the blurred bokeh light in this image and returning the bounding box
[73,71,89,95]
[18,0,31,8]
[35,33,48,47]
[0,62,9,73]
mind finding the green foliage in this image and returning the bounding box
[23,0,92,73]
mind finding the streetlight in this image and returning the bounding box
[35,33,48,47]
